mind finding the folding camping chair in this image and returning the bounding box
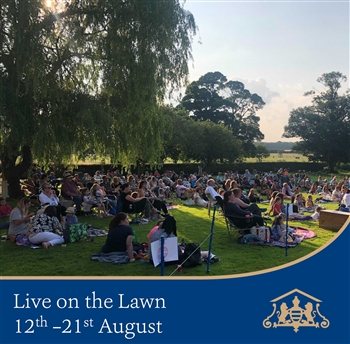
[215,196,255,237]
[205,193,217,218]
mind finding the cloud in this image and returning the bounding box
[235,77,280,104]
[258,90,312,142]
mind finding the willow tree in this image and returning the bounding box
[0,0,196,197]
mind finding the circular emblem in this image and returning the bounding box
[157,246,168,260]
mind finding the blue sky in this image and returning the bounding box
[181,0,349,142]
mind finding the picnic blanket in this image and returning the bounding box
[293,227,317,239]
[263,227,316,247]
[264,235,305,248]
[166,203,180,210]
[91,251,129,264]
[86,227,108,238]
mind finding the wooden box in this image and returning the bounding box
[319,210,350,231]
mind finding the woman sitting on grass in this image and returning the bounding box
[148,215,181,261]
[27,206,64,249]
[248,188,261,203]
[8,198,35,239]
[331,185,342,202]
[100,212,135,262]
[194,187,208,207]
[259,180,272,199]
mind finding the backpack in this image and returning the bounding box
[179,243,202,268]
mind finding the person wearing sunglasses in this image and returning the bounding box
[39,182,66,220]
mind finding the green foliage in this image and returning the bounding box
[255,144,270,162]
[180,71,265,156]
[161,106,242,165]
[0,0,196,196]
[283,72,350,171]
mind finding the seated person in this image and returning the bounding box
[270,214,291,242]
[147,220,164,245]
[194,187,208,207]
[311,206,322,221]
[73,174,84,188]
[39,182,66,220]
[259,181,272,199]
[61,171,82,213]
[293,193,306,212]
[341,188,350,207]
[90,184,110,218]
[175,179,195,199]
[268,196,283,216]
[119,183,151,221]
[27,206,64,249]
[81,173,92,187]
[61,207,79,227]
[231,188,263,216]
[331,186,342,202]
[148,215,181,261]
[100,175,118,197]
[281,182,293,200]
[138,181,168,217]
[8,198,35,238]
[223,190,264,227]
[0,197,12,229]
[205,179,222,201]
[304,195,317,212]
[99,212,135,262]
[247,188,261,203]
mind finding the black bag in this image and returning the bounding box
[179,243,202,268]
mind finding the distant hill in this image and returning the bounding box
[256,141,296,151]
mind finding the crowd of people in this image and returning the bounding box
[2,166,350,256]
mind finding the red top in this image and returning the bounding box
[270,203,282,216]
[0,204,12,217]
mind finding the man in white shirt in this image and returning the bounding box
[205,179,222,200]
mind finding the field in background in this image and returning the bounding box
[245,152,309,163]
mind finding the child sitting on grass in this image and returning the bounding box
[61,207,79,228]
[271,214,293,243]
[311,206,322,222]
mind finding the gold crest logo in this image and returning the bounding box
[263,289,330,332]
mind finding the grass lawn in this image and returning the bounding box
[0,195,342,278]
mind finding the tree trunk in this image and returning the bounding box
[1,145,32,198]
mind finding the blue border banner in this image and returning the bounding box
[1,223,349,344]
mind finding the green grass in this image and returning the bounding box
[0,195,341,277]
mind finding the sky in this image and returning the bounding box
[179,0,350,142]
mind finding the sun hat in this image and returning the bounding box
[63,171,74,178]
[65,207,75,214]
